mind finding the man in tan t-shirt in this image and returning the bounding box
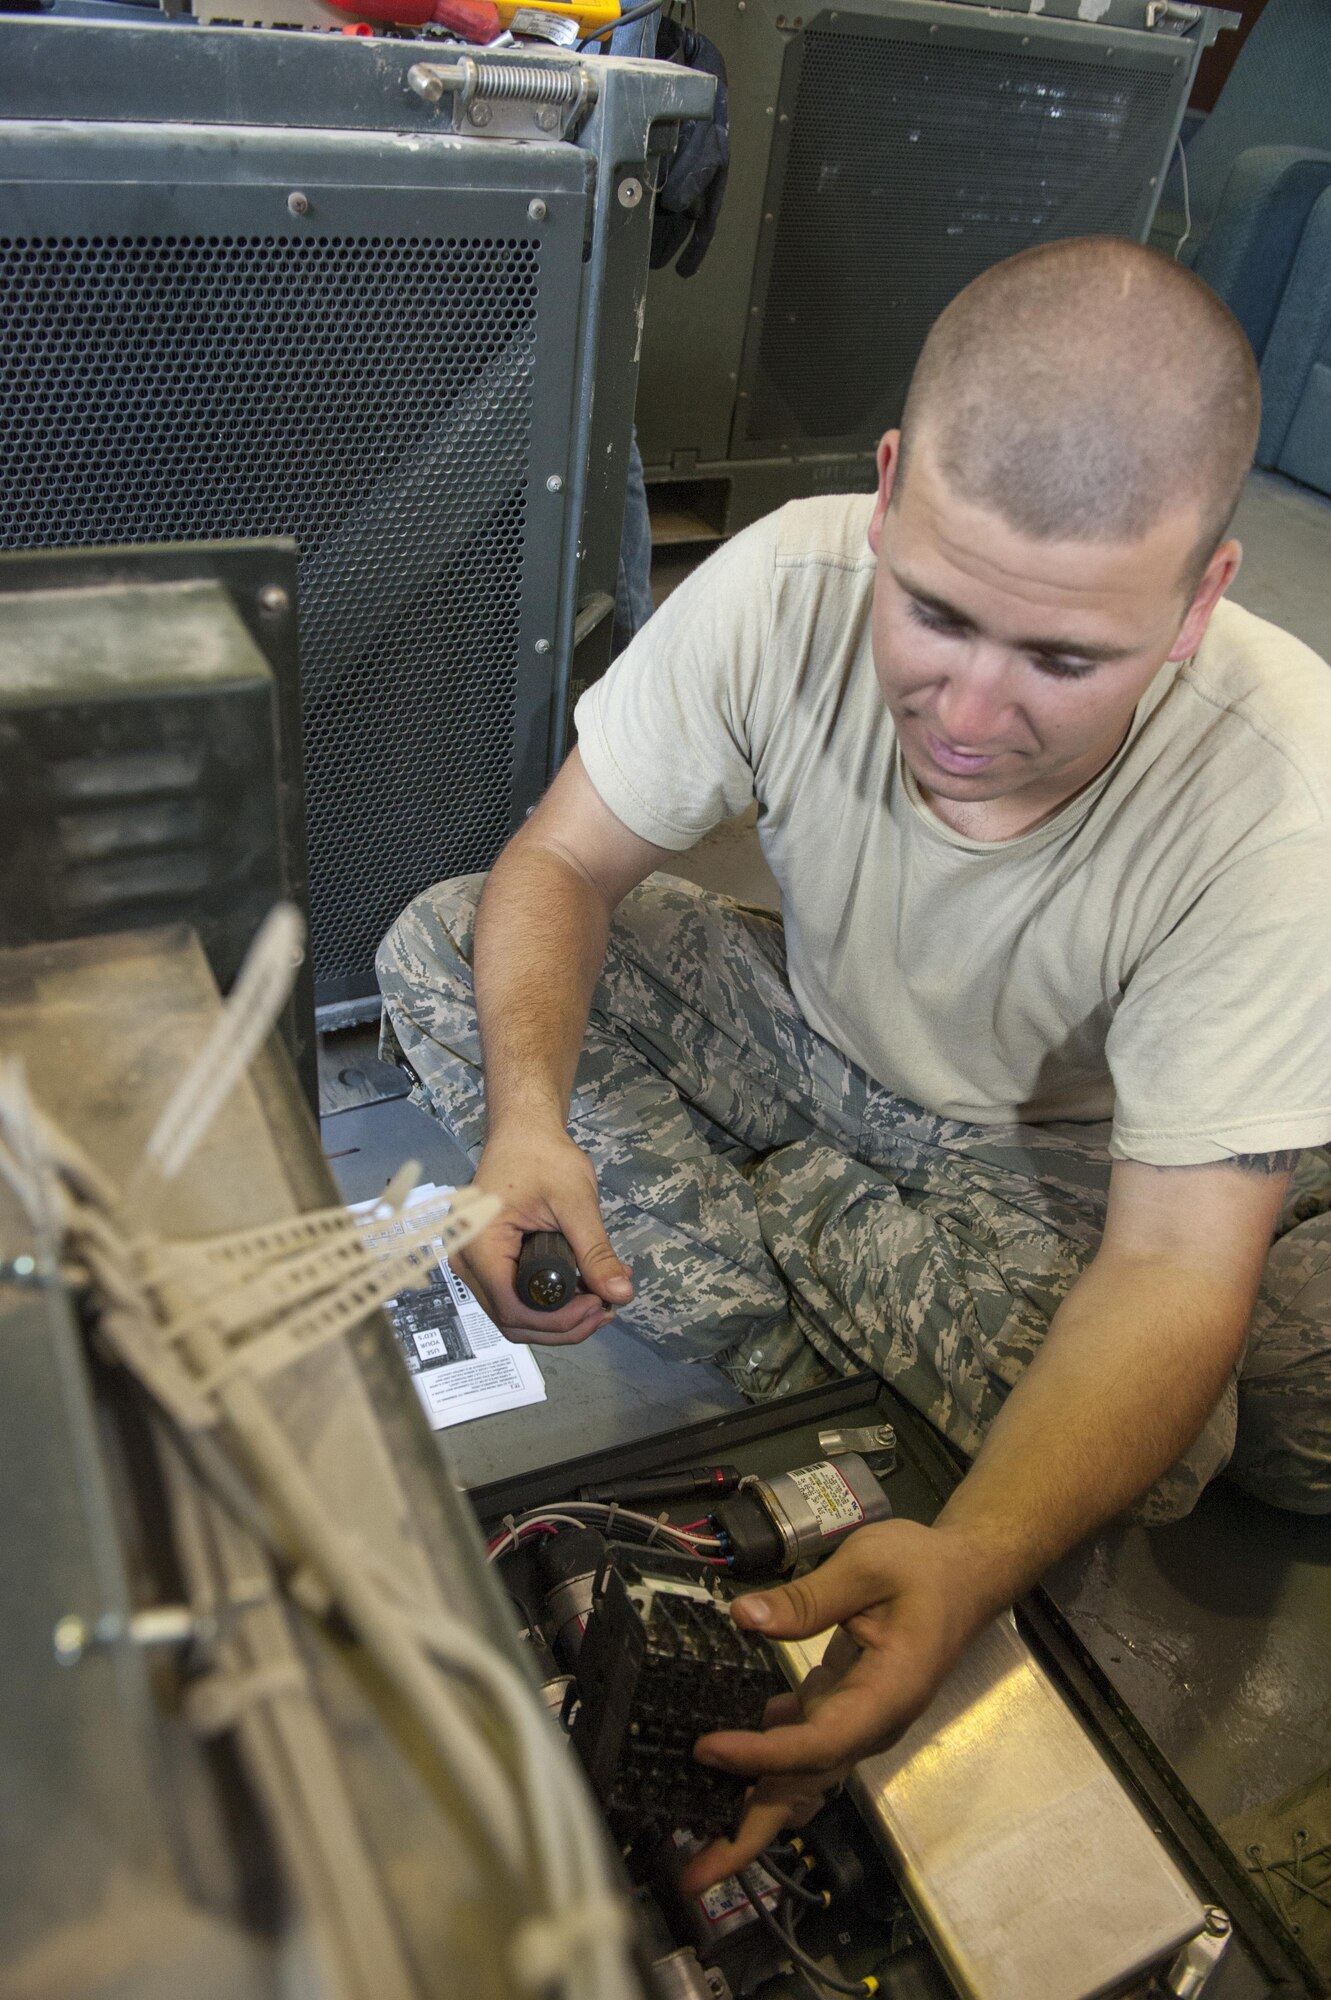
[379,239,1331,1888]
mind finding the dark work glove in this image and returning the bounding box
[650,18,730,279]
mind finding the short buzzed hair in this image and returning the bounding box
[898,238,1261,592]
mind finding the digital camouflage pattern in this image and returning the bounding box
[378,873,1331,1524]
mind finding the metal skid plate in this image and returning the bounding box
[778,1614,1209,2000]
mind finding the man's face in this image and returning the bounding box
[867,431,1238,835]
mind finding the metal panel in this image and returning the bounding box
[0,116,588,1005]
[734,2,1190,453]
[634,0,1230,517]
[778,1615,1208,2000]
[0,21,714,1009]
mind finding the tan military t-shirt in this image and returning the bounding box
[574,495,1331,1165]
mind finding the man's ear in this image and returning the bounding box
[867,430,903,557]
[1168,538,1242,661]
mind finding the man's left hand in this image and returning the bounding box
[678,1518,995,1895]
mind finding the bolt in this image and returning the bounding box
[534,638,551,655]
[617,177,644,209]
[1203,1908,1231,1938]
[258,584,290,616]
[546,473,564,493]
[468,101,493,127]
[535,105,559,132]
[287,191,311,217]
[53,1615,88,1666]
[528,198,548,222]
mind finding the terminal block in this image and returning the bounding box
[571,1561,781,1836]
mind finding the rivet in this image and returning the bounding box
[535,638,552,654]
[258,584,290,615]
[468,101,493,127]
[287,191,311,217]
[617,177,644,209]
[528,198,548,222]
[535,105,559,131]
[546,473,564,493]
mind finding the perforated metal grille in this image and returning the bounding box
[0,231,544,994]
[744,27,1178,445]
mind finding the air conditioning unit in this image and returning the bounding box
[634,0,1235,542]
[0,19,711,1014]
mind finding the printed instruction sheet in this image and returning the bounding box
[351,1181,545,1430]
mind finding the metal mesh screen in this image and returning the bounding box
[743,25,1178,446]
[0,231,543,995]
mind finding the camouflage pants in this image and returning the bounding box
[378,873,1331,1523]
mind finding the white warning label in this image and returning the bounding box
[790,1462,864,1536]
[697,1858,779,1925]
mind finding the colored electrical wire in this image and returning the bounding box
[759,1849,829,1909]
[486,1500,725,1563]
[740,1872,878,1997]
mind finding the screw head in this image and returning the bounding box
[258,584,290,616]
[536,105,559,131]
[287,191,311,217]
[546,473,564,493]
[53,1615,88,1666]
[528,198,548,221]
[1204,1908,1231,1938]
[534,638,552,655]
[617,177,644,209]
[468,102,492,127]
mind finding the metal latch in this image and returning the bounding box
[408,54,598,139]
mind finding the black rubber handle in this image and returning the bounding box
[515,1230,579,1312]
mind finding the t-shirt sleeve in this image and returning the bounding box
[572,517,777,851]
[1107,830,1331,1164]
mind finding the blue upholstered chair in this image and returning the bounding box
[1149,0,1331,363]
[1256,184,1331,496]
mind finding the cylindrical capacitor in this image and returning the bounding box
[648,1947,719,2000]
[515,1229,579,1312]
[714,1453,891,1578]
[535,1527,606,1665]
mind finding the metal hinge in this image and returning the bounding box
[407,54,598,139]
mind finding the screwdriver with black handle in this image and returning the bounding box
[515,1229,581,1312]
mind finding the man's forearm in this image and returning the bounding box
[472,832,614,1136]
[933,1253,1250,1620]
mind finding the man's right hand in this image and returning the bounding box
[458,1124,634,1344]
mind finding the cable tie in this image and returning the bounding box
[510,1893,632,1991]
[184,1660,308,1736]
